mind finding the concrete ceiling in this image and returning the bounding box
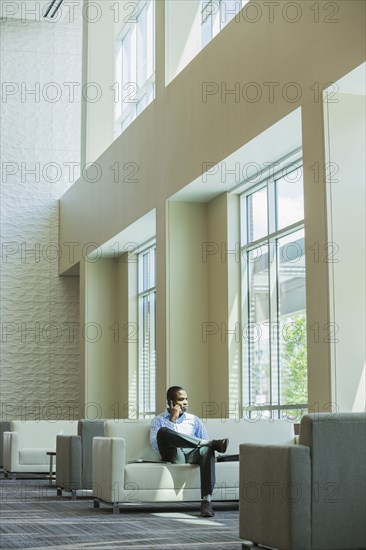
[169,108,303,202]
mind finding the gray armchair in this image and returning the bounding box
[239,412,366,550]
[56,419,104,499]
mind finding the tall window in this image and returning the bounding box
[201,0,248,48]
[138,243,156,417]
[240,159,307,420]
[115,0,155,135]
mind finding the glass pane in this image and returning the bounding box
[137,5,147,87]
[277,229,307,416]
[143,251,150,291]
[122,33,131,90]
[247,187,268,242]
[146,0,154,79]
[147,83,154,103]
[137,94,147,116]
[276,165,304,229]
[138,244,156,417]
[121,114,132,133]
[212,8,221,36]
[122,33,132,114]
[115,45,122,120]
[202,0,213,23]
[248,244,270,409]
[139,294,150,414]
[149,290,156,412]
[201,15,212,47]
[151,247,156,287]
[118,1,155,134]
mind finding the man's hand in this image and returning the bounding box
[169,400,181,422]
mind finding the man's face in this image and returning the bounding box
[173,390,188,413]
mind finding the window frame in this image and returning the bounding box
[137,240,156,418]
[239,153,307,420]
[114,0,155,137]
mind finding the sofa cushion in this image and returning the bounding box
[124,460,239,492]
[104,420,160,463]
[206,419,295,454]
[19,448,51,465]
[125,463,200,490]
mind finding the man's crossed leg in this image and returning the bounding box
[156,427,228,517]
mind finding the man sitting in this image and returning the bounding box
[150,385,229,517]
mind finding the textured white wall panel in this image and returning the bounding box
[0,14,82,420]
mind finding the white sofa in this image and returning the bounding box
[3,420,78,478]
[92,418,295,513]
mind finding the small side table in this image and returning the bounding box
[46,451,56,486]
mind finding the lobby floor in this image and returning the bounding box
[0,471,241,549]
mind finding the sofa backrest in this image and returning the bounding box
[299,412,366,549]
[78,420,105,487]
[104,420,160,462]
[203,418,295,454]
[10,420,78,448]
[104,417,294,462]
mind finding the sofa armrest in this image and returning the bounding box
[93,437,126,503]
[0,422,11,468]
[240,444,311,550]
[3,431,19,472]
[56,435,82,490]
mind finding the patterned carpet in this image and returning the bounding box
[0,472,242,550]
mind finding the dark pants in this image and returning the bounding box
[156,427,215,498]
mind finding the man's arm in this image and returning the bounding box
[194,416,209,440]
[150,414,178,453]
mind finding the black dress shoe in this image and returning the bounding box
[200,500,214,517]
[211,438,229,453]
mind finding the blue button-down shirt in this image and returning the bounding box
[150,410,209,453]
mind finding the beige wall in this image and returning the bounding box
[60,0,366,415]
[301,100,333,411]
[84,0,115,164]
[84,259,119,417]
[206,195,230,415]
[166,202,209,413]
[166,197,241,416]
[116,256,132,415]
[204,193,241,418]
[83,257,133,418]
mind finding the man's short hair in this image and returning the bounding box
[167,386,184,402]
